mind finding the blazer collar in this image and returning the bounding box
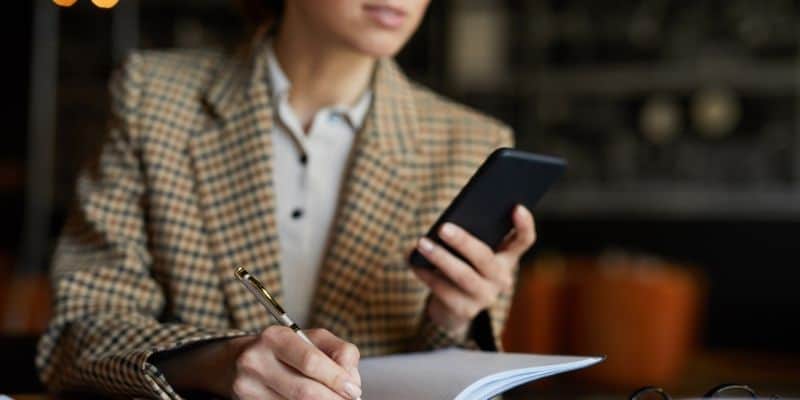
[204,44,421,163]
[204,42,267,121]
[367,57,421,162]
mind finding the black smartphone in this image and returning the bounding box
[409,148,566,269]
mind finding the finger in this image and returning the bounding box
[416,237,496,303]
[264,387,287,400]
[437,223,498,279]
[305,328,361,386]
[231,373,284,400]
[349,365,361,388]
[499,205,537,257]
[263,327,362,399]
[231,351,285,400]
[258,352,348,400]
[414,267,482,321]
[497,226,518,250]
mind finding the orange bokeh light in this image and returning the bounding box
[53,0,78,7]
[91,0,119,8]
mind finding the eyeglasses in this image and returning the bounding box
[629,383,781,399]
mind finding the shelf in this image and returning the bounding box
[449,59,799,97]
[538,184,800,219]
[528,59,799,96]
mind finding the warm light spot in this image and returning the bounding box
[53,0,78,7]
[91,0,119,9]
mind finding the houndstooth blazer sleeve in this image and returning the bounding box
[35,54,247,399]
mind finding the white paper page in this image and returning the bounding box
[360,349,603,400]
[461,359,601,400]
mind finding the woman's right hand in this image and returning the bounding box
[156,326,362,400]
[230,326,362,399]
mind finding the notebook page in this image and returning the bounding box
[360,348,603,400]
[461,358,603,400]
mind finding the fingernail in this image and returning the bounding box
[343,381,362,399]
[418,237,435,253]
[440,223,457,238]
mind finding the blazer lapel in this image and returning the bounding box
[309,59,424,337]
[190,46,281,331]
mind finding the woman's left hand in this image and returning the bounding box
[411,205,537,339]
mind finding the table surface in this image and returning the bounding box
[8,351,800,400]
[506,350,800,399]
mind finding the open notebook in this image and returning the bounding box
[360,349,603,400]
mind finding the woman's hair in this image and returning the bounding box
[233,0,285,31]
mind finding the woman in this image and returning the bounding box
[36,0,536,399]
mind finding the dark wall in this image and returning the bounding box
[2,0,31,254]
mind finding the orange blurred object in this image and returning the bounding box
[0,251,52,335]
[568,254,705,388]
[503,254,570,354]
[503,252,705,389]
[53,0,78,7]
[91,0,119,9]
[1,274,52,334]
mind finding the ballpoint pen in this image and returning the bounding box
[234,266,363,400]
[235,266,311,343]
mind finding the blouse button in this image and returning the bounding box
[291,208,304,219]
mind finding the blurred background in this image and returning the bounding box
[2,0,799,398]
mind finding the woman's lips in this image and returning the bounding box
[363,4,407,29]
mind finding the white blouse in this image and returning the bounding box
[265,43,373,326]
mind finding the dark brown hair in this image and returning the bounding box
[233,0,285,32]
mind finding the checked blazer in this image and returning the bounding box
[36,40,515,398]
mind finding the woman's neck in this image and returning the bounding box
[273,15,376,129]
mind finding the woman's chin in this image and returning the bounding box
[348,34,411,58]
